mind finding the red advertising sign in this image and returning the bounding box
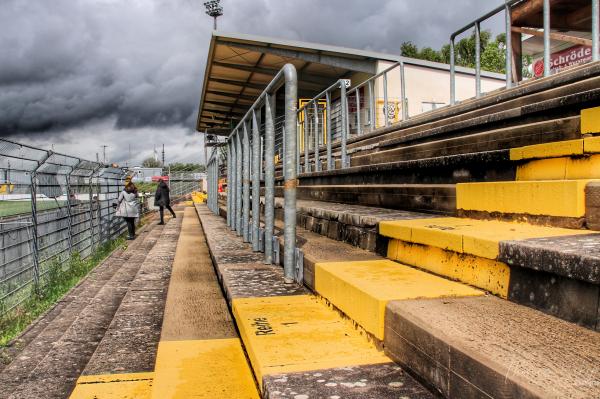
[151,175,170,182]
[533,45,592,78]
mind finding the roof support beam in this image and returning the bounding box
[206,90,257,102]
[209,77,269,90]
[213,61,335,87]
[216,40,377,74]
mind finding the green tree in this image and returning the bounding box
[168,163,205,172]
[142,157,161,168]
[400,41,419,58]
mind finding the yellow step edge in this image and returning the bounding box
[70,372,154,399]
[584,136,600,153]
[379,217,591,260]
[232,295,390,386]
[315,260,483,340]
[581,106,600,134]
[456,180,597,217]
[510,139,584,161]
[151,338,259,399]
[388,239,510,298]
[517,154,600,180]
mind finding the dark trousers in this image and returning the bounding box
[125,217,136,238]
[159,205,175,223]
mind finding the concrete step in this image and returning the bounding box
[0,222,162,399]
[456,179,600,228]
[380,216,600,330]
[197,204,436,398]
[277,184,456,214]
[385,296,600,398]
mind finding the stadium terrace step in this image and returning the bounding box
[456,179,600,227]
[196,204,436,398]
[380,216,600,330]
[384,296,600,398]
[0,221,162,399]
[275,184,456,214]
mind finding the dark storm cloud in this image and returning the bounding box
[0,0,499,162]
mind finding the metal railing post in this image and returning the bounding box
[303,108,310,173]
[313,101,320,172]
[450,39,456,104]
[65,165,76,255]
[89,165,101,251]
[383,72,389,128]
[29,151,50,293]
[543,0,551,77]
[235,130,242,235]
[326,90,333,170]
[400,61,408,120]
[368,80,376,130]
[226,140,231,226]
[296,121,301,174]
[264,94,275,264]
[230,138,237,230]
[282,64,297,282]
[340,82,349,168]
[215,148,220,214]
[252,110,261,251]
[594,0,599,62]
[356,90,361,136]
[475,22,481,98]
[505,1,513,88]
[242,122,251,242]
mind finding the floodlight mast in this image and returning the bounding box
[204,0,223,30]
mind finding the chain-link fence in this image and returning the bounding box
[168,171,204,199]
[0,138,129,318]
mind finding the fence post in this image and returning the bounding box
[264,93,275,264]
[594,0,599,62]
[400,62,408,120]
[242,122,251,242]
[65,165,76,255]
[450,38,456,104]
[303,107,310,173]
[226,140,232,226]
[282,63,298,282]
[29,151,50,293]
[326,90,333,170]
[505,2,513,88]
[313,101,320,172]
[355,90,361,136]
[340,81,349,168]
[543,0,551,77]
[252,109,261,252]
[235,130,243,235]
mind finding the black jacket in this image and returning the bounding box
[154,181,171,207]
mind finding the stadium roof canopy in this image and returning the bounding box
[196,31,503,135]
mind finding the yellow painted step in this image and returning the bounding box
[379,217,592,259]
[151,338,259,399]
[516,155,600,180]
[70,372,154,399]
[510,139,584,161]
[315,260,483,340]
[232,295,389,385]
[456,180,597,217]
[581,106,600,134]
[387,239,510,297]
[585,136,600,153]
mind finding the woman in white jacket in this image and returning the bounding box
[115,182,139,240]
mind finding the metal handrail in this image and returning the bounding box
[209,63,298,282]
[450,0,600,105]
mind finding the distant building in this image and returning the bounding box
[129,167,163,183]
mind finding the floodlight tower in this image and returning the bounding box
[204,0,223,30]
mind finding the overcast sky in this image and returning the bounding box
[0,0,501,166]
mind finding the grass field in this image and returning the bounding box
[0,201,67,218]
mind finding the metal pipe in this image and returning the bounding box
[251,110,261,252]
[235,130,242,235]
[368,80,375,130]
[356,89,361,136]
[229,137,237,230]
[313,101,320,172]
[383,72,389,127]
[340,82,349,168]
[215,147,220,214]
[226,141,231,226]
[475,22,481,98]
[594,0,599,62]
[543,0,551,77]
[303,108,309,173]
[400,61,408,120]
[282,64,297,282]
[450,39,456,105]
[326,90,333,170]
[296,121,301,174]
[264,93,275,264]
[242,121,250,242]
[505,1,513,88]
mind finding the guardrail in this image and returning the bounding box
[207,63,299,283]
[450,0,600,104]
